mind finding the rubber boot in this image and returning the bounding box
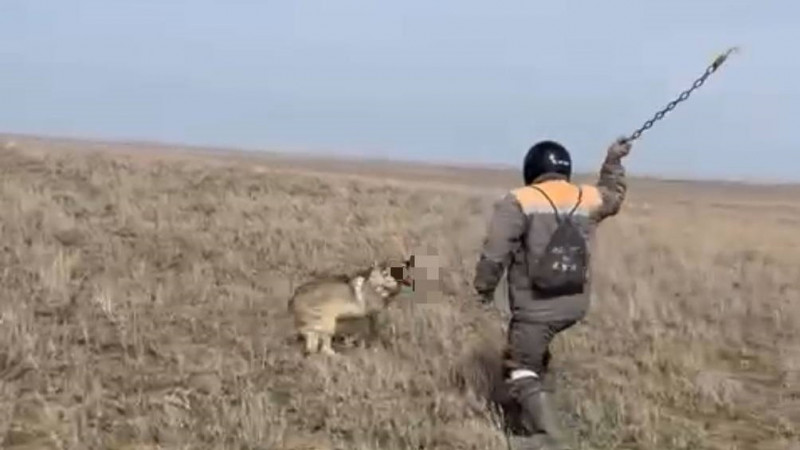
[508,377,568,450]
[522,390,567,449]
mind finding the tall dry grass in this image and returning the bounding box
[0,141,798,450]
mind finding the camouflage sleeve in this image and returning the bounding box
[591,151,628,222]
[473,193,526,301]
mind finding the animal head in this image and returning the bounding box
[364,259,414,298]
[365,262,400,295]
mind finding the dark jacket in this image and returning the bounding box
[473,152,627,323]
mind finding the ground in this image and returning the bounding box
[0,135,798,450]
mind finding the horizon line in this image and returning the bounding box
[1,129,796,187]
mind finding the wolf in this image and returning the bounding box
[287,259,412,356]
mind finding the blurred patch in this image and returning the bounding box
[399,250,445,303]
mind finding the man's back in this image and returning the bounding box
[505,178,600,322]
[510,178,600,265]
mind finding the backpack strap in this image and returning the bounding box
[566,186,584,219]
[530,185,584,223]
[530,185,561,223]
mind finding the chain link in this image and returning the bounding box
[626,47,739,142]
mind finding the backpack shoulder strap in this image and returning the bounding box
[529,185,561,223]
[566,186,584,220]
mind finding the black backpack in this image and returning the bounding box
[527,185,588,296]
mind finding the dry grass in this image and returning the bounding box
[0,137,798,450]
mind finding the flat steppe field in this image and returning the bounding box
[1,135,798,449]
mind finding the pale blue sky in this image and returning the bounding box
[1,1,797,181]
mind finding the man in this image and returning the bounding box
[473,137,632,449]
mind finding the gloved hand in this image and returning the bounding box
[607,136,632,160]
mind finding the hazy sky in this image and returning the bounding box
[1,1,797,181]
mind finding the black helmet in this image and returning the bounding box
[522,140,572,184]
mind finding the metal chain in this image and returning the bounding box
[626,47,740,142]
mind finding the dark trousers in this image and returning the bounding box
[506,317,578,376]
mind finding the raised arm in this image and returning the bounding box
[589,137,632,223]
[473,193,527,303]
